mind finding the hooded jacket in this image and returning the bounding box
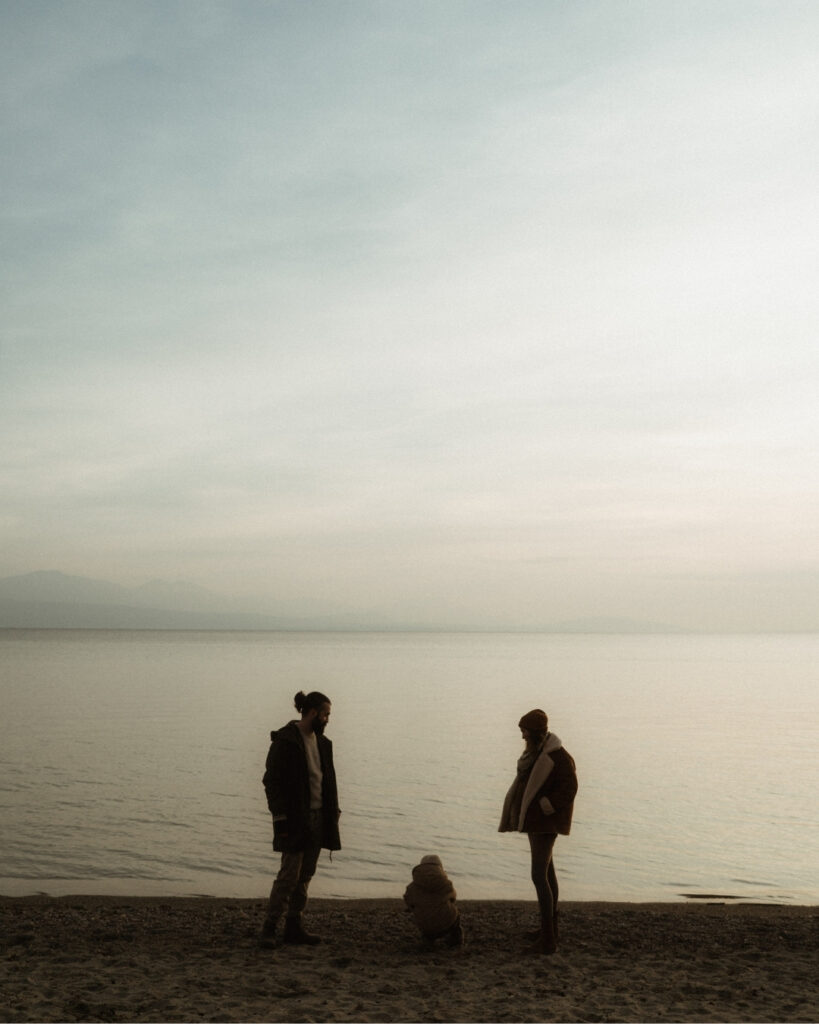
[498,732,577,835]
[403,859,459,936]
[262,721,341,853]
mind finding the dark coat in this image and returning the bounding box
[403,860,459,935]
[498,733,578,835]
[262,722,341,853]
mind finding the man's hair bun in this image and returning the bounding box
[294,690,331,714]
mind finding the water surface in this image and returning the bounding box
[1,629,816,903]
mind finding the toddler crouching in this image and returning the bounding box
[403,854,464,947]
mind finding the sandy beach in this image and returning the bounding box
[1,896,816,1023]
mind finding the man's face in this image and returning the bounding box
[312,702,331,735]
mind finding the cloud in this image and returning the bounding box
[1,1,818,629]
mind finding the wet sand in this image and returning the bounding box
[1,896,816,1022]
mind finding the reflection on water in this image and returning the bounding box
[1,629,817,903]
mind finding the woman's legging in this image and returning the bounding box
[528,831,558,919]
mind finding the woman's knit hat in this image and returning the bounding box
[518,709,548,734]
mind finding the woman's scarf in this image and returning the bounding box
[516,737,545,777]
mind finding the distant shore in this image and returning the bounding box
[1,896,816,1022]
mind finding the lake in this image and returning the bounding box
[1,629,816,904]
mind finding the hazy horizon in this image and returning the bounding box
[2,2,818,633]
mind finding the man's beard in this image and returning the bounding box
[312,719,326,736]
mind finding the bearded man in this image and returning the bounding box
[259,689,340,948]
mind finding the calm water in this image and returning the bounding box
[0,629,816,904]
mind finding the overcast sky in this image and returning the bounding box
[2,0,817,630]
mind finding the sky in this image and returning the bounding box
[1,0,818,631]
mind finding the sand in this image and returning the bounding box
[1,896,816,1023]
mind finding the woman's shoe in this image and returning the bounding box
[524,932,557,955]
[525,912,559,943]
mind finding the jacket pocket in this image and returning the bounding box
[539,796,555,815]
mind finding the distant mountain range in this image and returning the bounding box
[0,570,688,632]
[0,571,305,630]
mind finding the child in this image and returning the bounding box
[403,854,464,947]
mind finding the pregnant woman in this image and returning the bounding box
[499,708,578,955]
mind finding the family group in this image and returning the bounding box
[258,691,578,956]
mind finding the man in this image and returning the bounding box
[499,708,577,955]
[259,689,340,948]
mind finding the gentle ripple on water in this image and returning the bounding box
[0,629,817,903]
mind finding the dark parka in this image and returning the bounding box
[498,732,578,835]
[403,860,459,936]
[263,722,341,853]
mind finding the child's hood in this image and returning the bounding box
[411,861,452,892]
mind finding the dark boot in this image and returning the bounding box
[525,936,557,955]
[523,903,559,942]
[258,916,279,949]
[523,913,557,942]
[283,916,321,945]
[524,910,557,956]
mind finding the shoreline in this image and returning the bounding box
[3,894,817,908]
[2,897,817,1022]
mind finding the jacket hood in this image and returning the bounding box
[411,861,452,892]
[270,722,332,747]
[270,721,301,743]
